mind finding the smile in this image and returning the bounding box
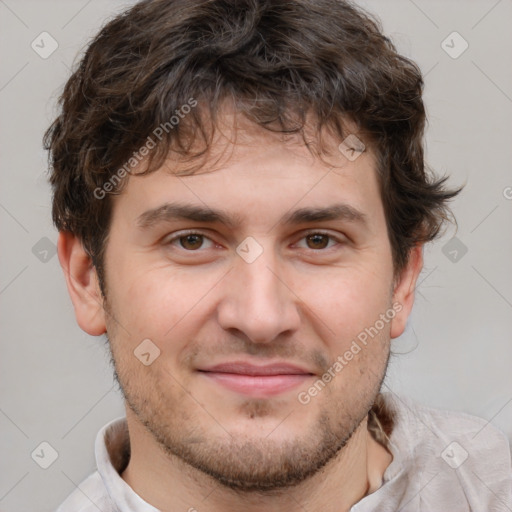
[198,361,314,398]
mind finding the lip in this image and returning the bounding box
[197,361,314,398]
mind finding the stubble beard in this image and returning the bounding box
[107,338,388,493]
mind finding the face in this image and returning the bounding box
[65,116,420,492]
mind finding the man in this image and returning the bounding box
[46,0,511,510]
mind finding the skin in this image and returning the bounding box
[58,114,423,512]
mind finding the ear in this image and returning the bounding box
[390,245,424,339]
[57,231,107,336]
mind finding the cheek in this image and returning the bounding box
[108,261,222,349]
[305,272,392,397]
[105,261,175,343]
[300,267,393,347]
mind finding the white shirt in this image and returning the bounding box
[56,393,512,511]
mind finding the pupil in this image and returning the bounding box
[181,234,202,250]
[308,234,328,249]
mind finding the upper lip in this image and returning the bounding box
[198,361,314,376]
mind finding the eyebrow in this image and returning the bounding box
[136,202,368,230]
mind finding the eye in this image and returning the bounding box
[162,230,345,254]
[295,231,344,250]
[164,231,215,251]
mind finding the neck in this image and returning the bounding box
[121,408,392,512]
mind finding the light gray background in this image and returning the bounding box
[1,1,511,510]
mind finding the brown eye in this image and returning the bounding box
[305,233,330,249]
[179,234,204,250]
[164,231,215,252]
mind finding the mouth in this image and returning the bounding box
[197,361,315,398]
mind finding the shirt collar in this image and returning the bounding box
[96,395,406,511]
[95,416,160,512]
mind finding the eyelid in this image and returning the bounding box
[300,228,346,239]
[293,229,347,249]
[162,228,348,251]
[162,229,217,248]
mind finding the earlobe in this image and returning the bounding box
[390,245,424,339]
[57,231,107,336]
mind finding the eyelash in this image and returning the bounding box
[163,230,345,252]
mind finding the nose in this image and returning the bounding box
[216,248,301,344]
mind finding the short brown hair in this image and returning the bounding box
[44,0,461,289]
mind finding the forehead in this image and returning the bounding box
[111,114,384,233]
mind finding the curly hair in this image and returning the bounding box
[44,0,462,446]
[45,0,460,281]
